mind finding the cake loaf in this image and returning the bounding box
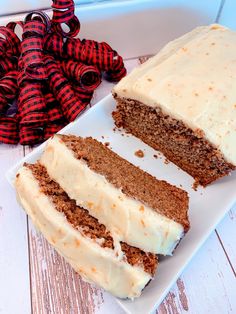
[112,24,236,186]
[15,163,157,299]
[40,134,189,255]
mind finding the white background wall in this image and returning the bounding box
[0,0,130,16]
[0,0,223,59]
[2,0,235,25]
[218,0,236,28]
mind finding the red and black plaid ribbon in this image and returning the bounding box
[0,26,21,57]
[21,12,49,80]
[43,88,68,139]
[0,57,17,77]
[72,85,93,103]
[0,0,126,145]
[6,21,24,32]
[17,70,47,144]
[19,126,44,145]
[0,116,19,144]
[44,32,64,57]
[17,86,66,144]
[61,59,101,91]
[51,0,80,37]
[0,70,18,113]
[45,34,126,82]
[65,39,127,81]
[45,55,92,121]
[18,75,46,116]
[44,123,65,139]
[44,90,63,121]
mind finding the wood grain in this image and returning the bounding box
[0,144,31,314]
[28,219,104,314]
[157,232,236,314]
[28,219,124,314]
[215,206,236,277]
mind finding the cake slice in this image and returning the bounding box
[15,163,157,299]
[40,134,189,255]
[112,24,236,186]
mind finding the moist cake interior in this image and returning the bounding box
[60,134,189,231]
[26,162,157,276]
[112,97,235,186]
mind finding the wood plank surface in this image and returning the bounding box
[0,144,31,314]
[215,206,236,277]
[28,218,124,314]
[157,231,236,314]
[29,219,104,314]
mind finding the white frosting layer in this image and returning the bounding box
[15,166,151,299]
[40,136,184,255]
[113,24,236,165]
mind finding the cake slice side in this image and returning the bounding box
[112,24,236,185]
[40,134,189,255]
[15,163,157,299]
[112,97,235,186]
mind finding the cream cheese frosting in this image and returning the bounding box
[113,24,236,166]
[40,135,184,255]
[15,166,151,299]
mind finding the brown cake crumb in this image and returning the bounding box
[121,242,157,276]
[138,55,152,64]
[60,135,190,231]
[26,162,157,276]
[164,158,170,165]
[104,142,110,147]
[192,180,199,191]
[26,163,114,249]
[153,154,158,159]
[112,97,235,186]
[135,149,144,158]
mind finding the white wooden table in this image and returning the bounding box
[0,1,236,313]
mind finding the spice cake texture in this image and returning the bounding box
[15,133,190,298]
[15,163,157,299]
[112,24,236,186]
[40,134,189,255]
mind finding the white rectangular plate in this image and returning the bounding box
[6,94,236,314]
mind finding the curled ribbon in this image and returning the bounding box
[0,0,126,145]
[61,59,101,91]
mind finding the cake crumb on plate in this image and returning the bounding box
[164,158,170,165]
[135,150,144,158]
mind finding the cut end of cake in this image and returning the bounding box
[59,134,189,229]
[112,97,235,187]
[15,162,158,299]
[112,24,236,186]
[40,134,189,255]
[14,132,192,298]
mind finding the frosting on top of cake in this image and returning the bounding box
[113,24,236,165]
